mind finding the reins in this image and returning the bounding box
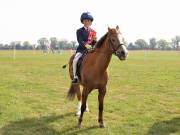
[93,33,124,55]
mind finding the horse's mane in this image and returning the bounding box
[95,33,108,48]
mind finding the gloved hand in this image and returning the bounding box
[85,44,92,49]
[88,48,95,53]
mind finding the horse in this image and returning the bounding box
[63,25,128,128]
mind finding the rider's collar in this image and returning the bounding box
[84,26,90,30]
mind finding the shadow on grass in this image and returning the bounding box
[0,112,98,135]
[146,117,180,135]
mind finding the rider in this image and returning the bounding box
[72,12,97,84]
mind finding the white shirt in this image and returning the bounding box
[84,26,90,31]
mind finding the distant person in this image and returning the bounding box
[72,12,97,84]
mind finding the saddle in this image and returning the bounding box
[76,48,94,80]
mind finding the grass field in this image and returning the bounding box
[0,50,179,135]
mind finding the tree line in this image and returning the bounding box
[128,36,180,50]
[0,35,180,50]
[0,37,77,51]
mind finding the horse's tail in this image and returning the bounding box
[67,84,77,101]
[62,64,68,69]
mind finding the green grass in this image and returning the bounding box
[0,50,179,135]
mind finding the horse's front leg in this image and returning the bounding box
[98,86,106,128]
[77,87,89,128]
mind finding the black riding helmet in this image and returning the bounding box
[80,12,94,23]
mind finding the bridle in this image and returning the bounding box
[107,34,124,56]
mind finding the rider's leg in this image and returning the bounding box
[72,52,82,83]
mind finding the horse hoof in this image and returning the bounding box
[76,124,81,128]
[99,123,105,128]
[75,111,81,117]
[85,108,89,112]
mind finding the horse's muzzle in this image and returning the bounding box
[117,51,127,60]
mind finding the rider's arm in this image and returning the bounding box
[76,29,86,48]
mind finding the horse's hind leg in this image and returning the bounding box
[98,86,106,128]
[76,85,89,116]
[77,87,89,128]
[76,85,81,116]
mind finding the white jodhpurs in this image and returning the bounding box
[73,52,82,79]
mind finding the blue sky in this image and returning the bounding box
[0,0,180,44]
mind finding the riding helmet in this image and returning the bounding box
[80,12,94,22]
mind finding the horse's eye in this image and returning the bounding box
[112,38,116,42]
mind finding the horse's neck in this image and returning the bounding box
[94,39,113,72]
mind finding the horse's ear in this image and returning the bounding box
[108,26,111,32]
[116,25,120,31]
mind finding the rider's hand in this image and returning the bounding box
[85,44,92,49]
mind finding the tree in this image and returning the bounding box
[128,42,137,50]
[174,36,180,50]
[58,40,68,50]
[23,41,32,50]
[171,38,176,50]
[157,39,169,50]
[171,36,180,50]
[149,38,157,50]
[37,37,48,50]
[135,39,148,49]
[50,37,58,50]
[9,41,21,50]
[14,41,22,50]
[71,41,77,49]
[0,43,3,50]
[4,44,10,50]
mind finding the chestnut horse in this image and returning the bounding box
[63,26,128,128]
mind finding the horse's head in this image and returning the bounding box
[107,25,128,60]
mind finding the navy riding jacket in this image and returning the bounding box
[76,27,96,53]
